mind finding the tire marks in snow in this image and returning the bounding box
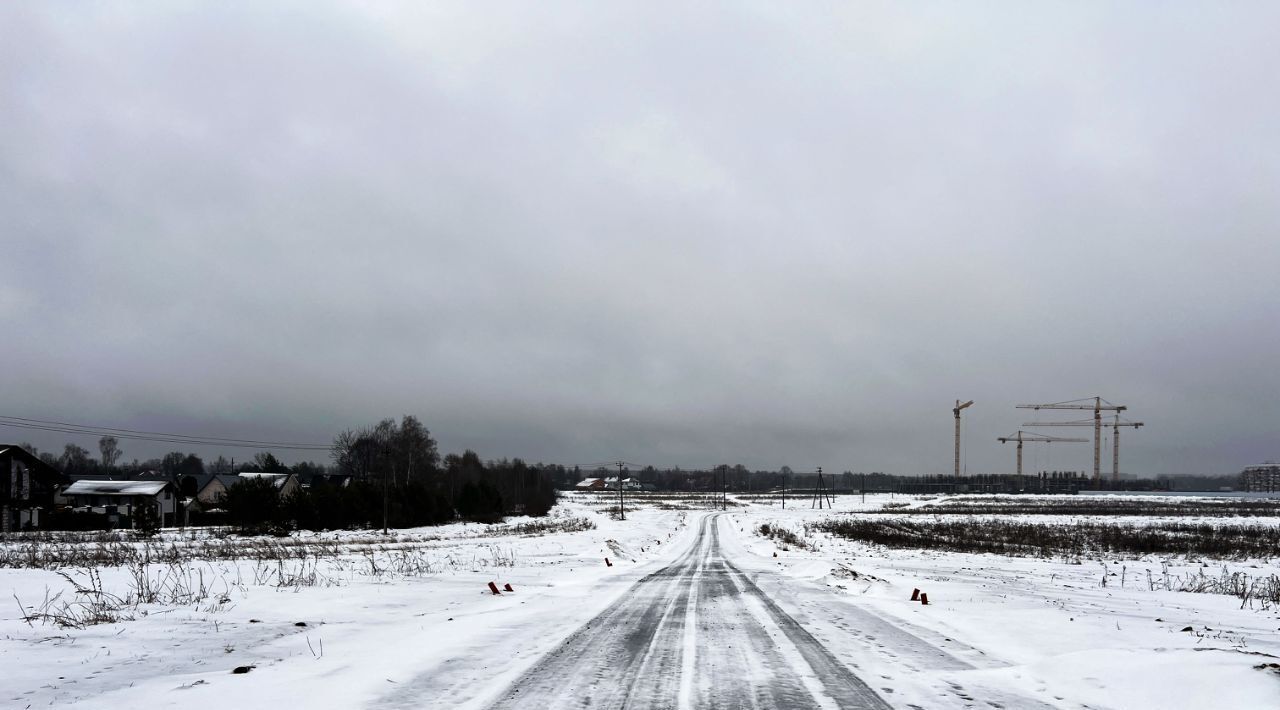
[486,514,890,709]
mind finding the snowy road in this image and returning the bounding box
[486,514,891,709]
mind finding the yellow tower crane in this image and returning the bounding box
[997,431,1089,476]
[1015,397,1127,484]
[1021,415,1144,483]
[953,399,974,478]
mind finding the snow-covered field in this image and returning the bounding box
[736,495,1280,709]
[2,492,1278,708]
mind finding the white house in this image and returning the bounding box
[61,479,180,527]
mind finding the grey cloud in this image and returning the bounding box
[2,2,1277,474]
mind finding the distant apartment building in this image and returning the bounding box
[1240,463,1280,493]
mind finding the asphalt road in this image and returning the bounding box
[486,514,892,709]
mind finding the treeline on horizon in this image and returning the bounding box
[30,440,1245,495]
[559,467,1243,494]
[18,416,1251,534]
[22,415,563,532]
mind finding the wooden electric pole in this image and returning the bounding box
[812,467,832,509]
[722,467,727,511]
[383,463,390,534]
[616,461,625,520]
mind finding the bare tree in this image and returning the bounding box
[98,436,123,470]
[393,415,438,485]
[60,444,94,475]
[332,416,440,488]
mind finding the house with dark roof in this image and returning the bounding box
[305,473,352,489]
[237,472,300,497]
[195,474,243,507]
[0,444,68,531]
[196,472,300,508]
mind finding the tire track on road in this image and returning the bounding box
[486,514,890,709]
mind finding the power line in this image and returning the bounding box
[0,415,332,451]
[0,421,332,450]
[0,415,327,446]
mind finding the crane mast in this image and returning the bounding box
[953,399,974,478]
[1016,397,1127,485]
[1022,416,1144,482]
[997,431,1089,475]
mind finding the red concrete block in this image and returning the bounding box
[503,583,514,592]
[488,581,502,595]
[910,588,920,601]
[920,592,929,605]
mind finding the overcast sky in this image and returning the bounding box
[2,2,1277,475]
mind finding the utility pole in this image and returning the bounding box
[812,467,828,509]
[953,400,974,478]
[383,463,390,534]
[721,467,727,511]
[861,472,865,506]
[616,461,625,520]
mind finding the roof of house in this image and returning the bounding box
[197,474,242,492]
[237,472,293,489]
[0,445,67,482]
[308,473,351,487]
[64,480,170,496]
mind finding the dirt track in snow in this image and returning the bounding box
[485,514,891,709]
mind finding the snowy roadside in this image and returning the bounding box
[0,495,693,709]
[728,495,1280,709]
[6,491,1280,709]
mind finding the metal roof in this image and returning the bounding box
[64,480,169,496]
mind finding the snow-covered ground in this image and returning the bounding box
[734,494,1280,709]
[2,492,1278,708]
[2,500,693,708]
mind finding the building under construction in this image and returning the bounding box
[1240,463,1280,493]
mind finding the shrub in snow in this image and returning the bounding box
[456,481,504,523]
[133,502,161,538]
